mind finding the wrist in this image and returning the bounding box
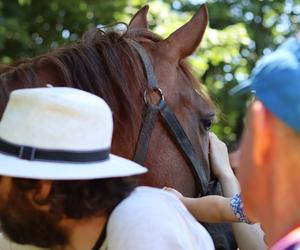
[219,173,240,196]
[230,193,252,224]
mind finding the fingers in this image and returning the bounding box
[163,186,184,198]
[163,186,178,193]
[208,132,233,178]
[209,132,228,155]
[229,149,241,170]
[209,132,225,146]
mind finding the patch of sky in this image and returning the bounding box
[232,56,241,65]
[230,5,243,18]
[242,0,250,7]
[223,64,232,73]
[241,48,250,57]
[293,4,300,14]
[188,0,207,5]
[275,14,290,34]
[274,35,285,45]
[254,16,262,24]
[35,36,43,45]
[235,72,249,82]
[285,0,293,14]
[262,5,271,13]
[225,73,233,82]
[263,48,272,55]
[264,15,277,28]
[172,1,182,10]
[62,29,70,39]
[244,12,254,21]
[248,40,256,50]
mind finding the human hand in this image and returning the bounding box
[209,133,234,180]
[229,148,241,172]
[163,187,184,200]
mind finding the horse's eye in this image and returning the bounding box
[201,118,213,131]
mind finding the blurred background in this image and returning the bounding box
[0,0,298,148]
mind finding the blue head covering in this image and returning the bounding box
[230,37,300,132]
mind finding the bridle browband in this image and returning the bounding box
[130,40,209,196]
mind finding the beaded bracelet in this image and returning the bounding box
[230,193,252,224]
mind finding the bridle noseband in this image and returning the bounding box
[130,40,209,196]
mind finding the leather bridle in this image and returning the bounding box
[131,40,209,196]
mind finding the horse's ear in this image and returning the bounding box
[158,5,208,60]
[128,5,149,30]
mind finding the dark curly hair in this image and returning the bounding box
[12,176,137,219]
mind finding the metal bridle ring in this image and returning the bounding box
[143,88,165,105]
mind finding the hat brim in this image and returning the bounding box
[0,153,147,180]
[229,79,252,96]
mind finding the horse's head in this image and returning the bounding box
[0,5,214,197]
[126,5,215,196]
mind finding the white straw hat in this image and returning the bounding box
[0,87,147,180]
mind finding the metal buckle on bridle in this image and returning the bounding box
[143,87,165,106]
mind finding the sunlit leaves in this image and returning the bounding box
[18,0,31,6]
[0,0,128,62]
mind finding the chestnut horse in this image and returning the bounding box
[0,5,236,249]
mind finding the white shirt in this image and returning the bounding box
[105,186,214,250]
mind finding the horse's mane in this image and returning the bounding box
[0,25,212,140]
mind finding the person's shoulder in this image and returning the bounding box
[112,186,183,213]
[126,186,178,201]
[122,186,184,203]
[0,234,47,250]
[107,186,214,250]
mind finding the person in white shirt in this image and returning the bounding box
[0,87,213,250]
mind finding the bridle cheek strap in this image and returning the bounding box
[130,40,209,196]
[133,103,160,164]
[159,100,208,195]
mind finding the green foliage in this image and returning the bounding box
[0,0,127,61]
[1,0,298,147]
